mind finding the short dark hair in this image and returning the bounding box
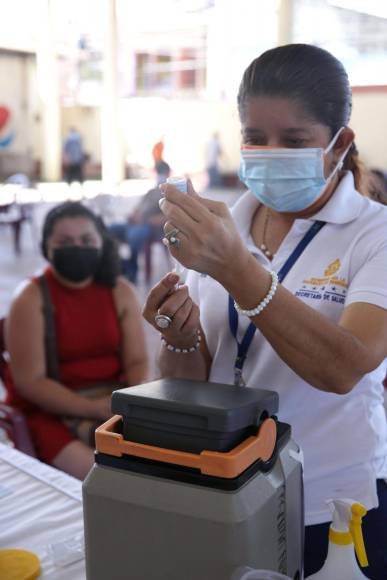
[237,44,364,191]
[41,202,120,287]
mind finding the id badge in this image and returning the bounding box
[234,367,246,387]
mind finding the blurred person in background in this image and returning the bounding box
[205,131,223,189]
[144,44,387,578]
[4,202,148,479]
[152,136,171,184]
[63,127,86,184]
[110,173,170,284]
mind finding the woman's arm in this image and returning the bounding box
[158,183,387,395]
[113,277,149,385]
[5,282,110,419]
[222,255,387,394]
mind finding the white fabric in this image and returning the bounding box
[187,172,387,526]
[0,443,85,579]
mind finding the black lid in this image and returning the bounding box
[111,378,278,433]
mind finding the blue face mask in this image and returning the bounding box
[238,128,351,213]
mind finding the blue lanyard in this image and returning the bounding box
[228,220,326,385]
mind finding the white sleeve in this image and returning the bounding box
[346,241,387,311]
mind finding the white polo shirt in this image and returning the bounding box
[187,172,387,525]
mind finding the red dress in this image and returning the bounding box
[5,268,123,462]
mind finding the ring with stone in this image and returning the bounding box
[164,228,181,247]
[154,314,173,329]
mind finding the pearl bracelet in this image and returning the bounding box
[234,270,278,317]
[161,330,202,354]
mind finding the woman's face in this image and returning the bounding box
[240,95,354,188]
[46,216,103,286]
[47,216,102,260]
[240,96,354,216]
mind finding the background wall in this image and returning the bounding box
[0,51,37,154]
[0,51,40,178]
[62,98,241,177]
[62,89,387,177]
[2,47,387,180]
[351,88,387,169]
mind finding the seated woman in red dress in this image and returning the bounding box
[4,202,148,479]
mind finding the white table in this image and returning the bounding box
[0,443,85,579]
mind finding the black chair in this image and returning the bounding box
[0,202,33,254]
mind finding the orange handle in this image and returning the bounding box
[95,416,277,479]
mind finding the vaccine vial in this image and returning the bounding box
[166,176,187,193]
[165,176,187,279]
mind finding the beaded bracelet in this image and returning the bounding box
[161,329,202,354]
[234,270,278,317]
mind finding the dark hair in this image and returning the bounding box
[237,44,364,192]
[41,201,120,287]
[367,169,387,205]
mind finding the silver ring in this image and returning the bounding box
[155,314,173,329]
[162,236,181,248]
[164,228,181,247]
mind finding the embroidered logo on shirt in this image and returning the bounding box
[295,258,348,304]
[324,259,341,276]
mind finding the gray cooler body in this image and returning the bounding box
[83,379,304,580]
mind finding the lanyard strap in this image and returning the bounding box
[229,220,326,376]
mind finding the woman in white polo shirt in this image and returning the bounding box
[143,44,387,578]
